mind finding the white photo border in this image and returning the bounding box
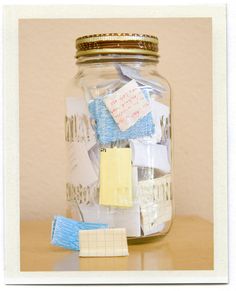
[3,5,227,284]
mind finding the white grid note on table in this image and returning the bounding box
[79,228,129,257]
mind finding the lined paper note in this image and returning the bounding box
[99,148,133,208]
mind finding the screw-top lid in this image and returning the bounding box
[75,33,159,58]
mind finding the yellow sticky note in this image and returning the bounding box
[99,148,132,208]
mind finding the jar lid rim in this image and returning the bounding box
[75,33,159,58]
[76,33,158,46]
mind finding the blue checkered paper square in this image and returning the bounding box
[88,91,154,144]
[51,216,108,251]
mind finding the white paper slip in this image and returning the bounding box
[78,203,115,227]
[113,203,141,237]
[66,97,96,149]
[132,166,139,201]
[130,140,171,173]
[79,228,129,257]
[137,174,171,207]
[118,64,166,93]
[150,99,170,144]
[107,166,140,237]
[87,79,123,98]
[88,143,100,176]
[104,80,151,131]
[141,201,172,236]
[138,175,172,235]
[67,142,98,186]
[66,182,98,205]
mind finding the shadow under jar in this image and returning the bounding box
[64,33,173,242]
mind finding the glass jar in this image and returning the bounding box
[64,33,173,241]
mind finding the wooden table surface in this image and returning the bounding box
[20,216,213,271]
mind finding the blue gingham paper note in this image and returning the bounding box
[51,215,108,251]
[88,90,154,144]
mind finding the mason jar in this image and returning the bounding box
[64,33,173,241]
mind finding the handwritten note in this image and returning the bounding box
[104,80,151,131]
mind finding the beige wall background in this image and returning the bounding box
[19,18,212,222]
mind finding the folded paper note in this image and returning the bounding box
[110,166,141,237]
[78,203,115,227]
[79,228,129,257]
[79,203,141,237]
[88,97,154,144]
[88,143,100,176]
[99,148,133,208]
[141,201,172,236]
[67,142,98,187]
[66,182,98,205]
[103,80,151,131]
[150,99,170,144]
[118,64,166,94]
[66,97,96,149]
[51,216,108,251]
[130,140,171,173]
[113,203,141,237]
[137,174,171,206]
[137,175,172,235]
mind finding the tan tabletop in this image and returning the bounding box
[20,216,213,271]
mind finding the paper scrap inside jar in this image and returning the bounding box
[137,174,172,235]
[117,64,166,94]
[103,79,151,131]
[130,140,171,173]
[65,97,96,149]
[99,147,133,208]
[67,142,98,187]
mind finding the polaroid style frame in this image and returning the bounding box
[3,5,227,284]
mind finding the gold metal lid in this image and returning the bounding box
[75,33,159,58]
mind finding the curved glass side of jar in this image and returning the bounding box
[64,54,173,241]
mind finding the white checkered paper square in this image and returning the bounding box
[79,228,129,257]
